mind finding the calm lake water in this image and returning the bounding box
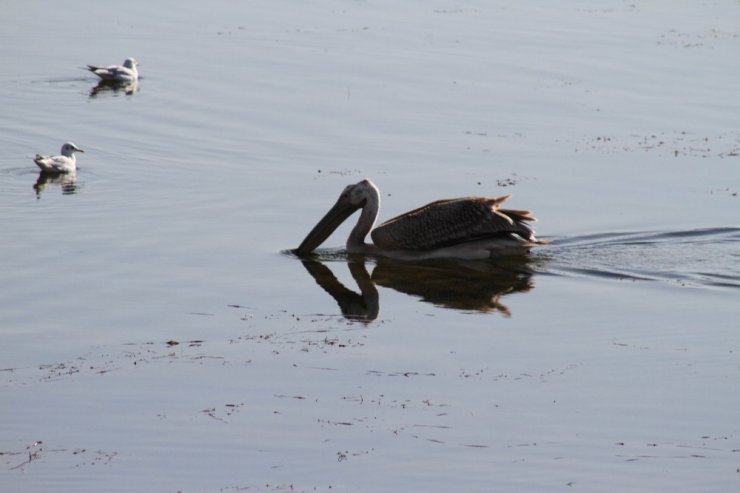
[2,1,739,492]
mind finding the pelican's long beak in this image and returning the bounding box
[295,198,360,255]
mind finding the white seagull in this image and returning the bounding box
[33,143,84,174]
[86,57,139,82]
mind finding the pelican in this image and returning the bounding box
[33,142,84,174]
[86,57,139,82]
[295,179,547,260]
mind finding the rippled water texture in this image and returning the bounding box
[1,1,739,492]
[548,227,740,287]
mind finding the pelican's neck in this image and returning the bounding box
[347,190,380,253]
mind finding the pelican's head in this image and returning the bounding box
[295,179,380,255]
[123,58,138,69]
[61,142,84,156]
[341,179,379,208]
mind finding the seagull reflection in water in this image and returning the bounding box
[300,255,538,322]
[34,171,78,198]
[89,79,139,98]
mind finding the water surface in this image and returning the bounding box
[2,1,739,492]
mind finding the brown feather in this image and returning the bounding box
[371,196,539,250]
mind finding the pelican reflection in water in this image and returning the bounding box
[301,257,536,321]
[295,179,546,260]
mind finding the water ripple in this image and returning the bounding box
[542,227,740,288]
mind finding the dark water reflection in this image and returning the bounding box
[33,171,78,198]
[300,254,538,321]
[301,260,379,322]
[296,226,740,321]
[89,79,139,98]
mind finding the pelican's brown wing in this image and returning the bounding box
[370,195,539,251]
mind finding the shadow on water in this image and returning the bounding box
[298,254,538,321]
[289,227,740,319]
